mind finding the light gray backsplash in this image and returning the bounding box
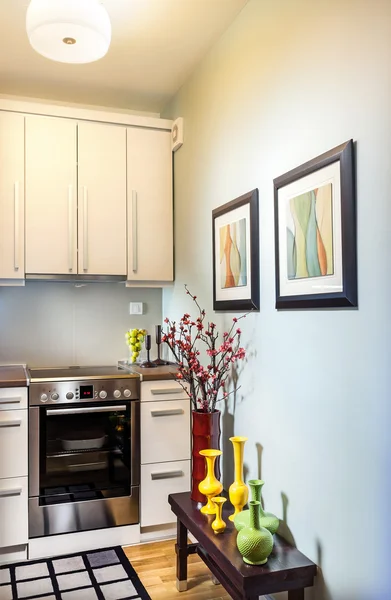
[0,281,162,367]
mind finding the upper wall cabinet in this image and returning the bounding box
[25,116,77,275]
[0,112,25,280]
[25,117,127,277]
[127,128,173,283]
[78,122,127,276]
[1,103,173,285]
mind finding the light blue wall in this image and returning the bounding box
[162,0,391,597]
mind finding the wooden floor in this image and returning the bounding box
[124,539,232,600]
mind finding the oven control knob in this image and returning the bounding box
[123,389,131,398]
[113,390,121,399]
[66,392,74,400]
[40,393,48,403]
[99,390,107,399]
[51,393,59,401]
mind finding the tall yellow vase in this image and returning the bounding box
[228,436,248,522]
[198,449,223,515]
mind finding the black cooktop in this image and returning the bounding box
[29,365,138,382]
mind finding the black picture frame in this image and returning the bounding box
[212,189,260,311]
[274,140,357,309]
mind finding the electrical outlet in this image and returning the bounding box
[129,302,144,315]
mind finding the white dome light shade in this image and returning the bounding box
[26,0,111,64]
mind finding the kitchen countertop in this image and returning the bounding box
[0,365,29,387]
[125,364,179,381]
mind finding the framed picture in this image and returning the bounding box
[212,189,260,311]
[274,140,357,309]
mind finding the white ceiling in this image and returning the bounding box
[0,0,248,114]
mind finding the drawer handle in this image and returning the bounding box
[151,470,184,481]
[151,409,184,417]
[0,487,22,497]
[151,388,183,395]
[0,398,21,404]
[0,419,21,427]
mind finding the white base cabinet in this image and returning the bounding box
[0,388,28,556]
[140,380,190,528]
[141,460,191,528]
[0,477,28,549]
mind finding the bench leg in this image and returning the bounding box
[175,519,188,592]
[288,590,305,600]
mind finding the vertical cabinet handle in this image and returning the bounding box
[83,186,88,271]
[68,184,73,272]
[14,182,19,271]
[132,190,138,273]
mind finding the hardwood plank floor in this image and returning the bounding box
[124,539,232,599]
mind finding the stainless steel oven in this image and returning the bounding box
[28,366,140,538]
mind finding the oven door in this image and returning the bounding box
[29,401,140,538]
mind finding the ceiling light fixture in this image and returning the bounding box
[26,0,111,64]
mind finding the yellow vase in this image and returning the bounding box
[228,436,248,522]
[198,449,223,515]
[211,496,227,534]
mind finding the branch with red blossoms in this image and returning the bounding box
[162,285,247,413]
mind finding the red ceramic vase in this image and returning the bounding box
[191,410,221,502]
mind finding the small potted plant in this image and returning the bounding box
[162,286,246,502]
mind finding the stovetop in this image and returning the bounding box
[29,365,139,382]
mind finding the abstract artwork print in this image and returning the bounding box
[286,183,334,280]
[219,218,247,289]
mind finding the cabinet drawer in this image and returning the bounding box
[0,410,27,478]
[141,380,188,402]
[0,387,27,411]
[141,460,190,527]
[0,477,28,548]
[141,399,190,465]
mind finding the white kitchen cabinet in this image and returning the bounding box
[0,409,28,479]
[0,387,27,411]
[0,477,28,548]
[127,127,173,283]
[0,387,28,553]
[25,115,77,275]
[78,122,127,276]
[0,112,25,280]
[141,399,191,464]
[141,460,190,527]
[140,379,191,528]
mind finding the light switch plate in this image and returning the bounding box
[129,302,144,315]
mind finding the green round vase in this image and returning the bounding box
[234,479,279,534]
[236,500,274,565]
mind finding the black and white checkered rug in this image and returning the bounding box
[0,546,151,600]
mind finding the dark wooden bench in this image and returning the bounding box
[169,491,317,600]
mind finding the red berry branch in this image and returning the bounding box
[162,285,246,413]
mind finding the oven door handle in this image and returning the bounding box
[47,405,127,416]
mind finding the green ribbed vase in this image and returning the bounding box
[234,480,279,534]
[236,500,274,565]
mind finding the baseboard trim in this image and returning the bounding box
[28,525,140,560]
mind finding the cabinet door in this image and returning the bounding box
[127,128,173,282]
[0,477,28,548]
[78,122,127,276]
[25,116,77,274]
[0,112,25,279]
[141,460,190,527]
[141,399,191,465]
